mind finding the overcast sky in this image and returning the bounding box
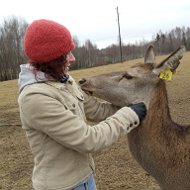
[0,0,190,48]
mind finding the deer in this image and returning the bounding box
[79,45,190,190]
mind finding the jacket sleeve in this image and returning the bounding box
[82,91,120,122]
[19,89,139,154]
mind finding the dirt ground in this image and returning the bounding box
[0,53,190,190]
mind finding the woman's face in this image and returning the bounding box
[64,52,75,73]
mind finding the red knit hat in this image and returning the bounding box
[24,19,75,63]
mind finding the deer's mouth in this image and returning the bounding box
[78,78,94,95]
[82,89,93,95]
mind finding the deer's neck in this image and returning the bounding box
[144,80,173,130]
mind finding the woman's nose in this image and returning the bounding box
[67,52,75,62]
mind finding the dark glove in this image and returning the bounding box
[129,102,147,122]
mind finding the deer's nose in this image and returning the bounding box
[78,78,87,85]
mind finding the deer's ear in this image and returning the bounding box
[144,45,156,64]
[152,46,186,75]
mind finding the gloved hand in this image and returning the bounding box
[128,102,147,122]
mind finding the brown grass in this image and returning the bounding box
[0,52,190,190]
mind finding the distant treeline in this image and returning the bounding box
[0,16,189,81]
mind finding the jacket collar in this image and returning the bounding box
[18,63,73,92]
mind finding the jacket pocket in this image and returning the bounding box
[63,98,78,113]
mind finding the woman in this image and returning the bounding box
[18,19,146,190]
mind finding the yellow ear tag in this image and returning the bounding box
[159,68,173,81]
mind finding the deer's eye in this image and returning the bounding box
[123,73,133,80]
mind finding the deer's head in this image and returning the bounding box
[79,45,185,107]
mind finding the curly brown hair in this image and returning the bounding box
[30,55,67,81]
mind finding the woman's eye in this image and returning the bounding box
[123,73,133,79]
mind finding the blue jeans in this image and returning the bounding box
[73,175,97,190]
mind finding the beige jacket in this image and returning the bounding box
[18,65,139,190]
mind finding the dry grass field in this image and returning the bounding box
[0,52,190,190]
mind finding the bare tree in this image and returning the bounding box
[0,16,28,81]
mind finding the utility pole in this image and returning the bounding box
[116,6,123,63]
